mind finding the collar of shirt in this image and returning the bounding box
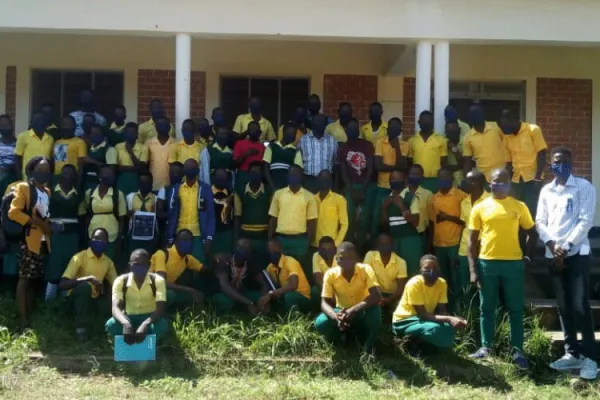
[125,272,153,288]
[148,136,174,146]
[212,143,232,153]
[91,141,108,151]
[183,180,199,190]
[86,247,107,261]
[306,132,333,142]
[372,251,397,268]
[550,174,577,189]
[244,182,265,196]
[276,141,296,150]
[317,190,334,202]
[136,192,155,202]
[54,184,78,197]
[110,122,126,132]
[212,186,230,195]
[168,245,186,263]
[27,129,51,141]
[48,123,58,130]
[92,186,114,200]
[469,191,490,204]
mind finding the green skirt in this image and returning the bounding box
[0,171,17,198]
[117,171,138,196]
[45,232,80,283]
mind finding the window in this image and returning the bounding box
[31,70,124,120]
[220,77,310,128]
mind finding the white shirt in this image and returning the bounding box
[35,188,50,241]
[536,175,596,258]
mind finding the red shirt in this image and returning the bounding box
[337,139,374,184]
[233,139,265,171]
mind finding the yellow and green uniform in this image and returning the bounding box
[83,141,117,192]
[363,250,407,296]
[263,142,303,189]
[126,191,159,255]
[232,113,276,141]
[138,119,176,144]
[266,255,312,312]
[115,142,149,196]
[14,129,54,177]
[387,191,422,277]
[462,123,505,182]
[407,132,448,193]
[176,181,205,262]
[206,144,234,182]
[107,122,126,146]
[212,186,234,255]
[53,136,87,175]
[310,252,337,304]
[314,190,348,247]
[234,183,271,267]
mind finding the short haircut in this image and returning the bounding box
[410,164,425,174]
[91,123,104,132]
[248,161,263,171]
[289,164,304,174]
[370,102,382,109]
[138,171,153,182]
[419,110,433,119]
[176,229,193,239]
[348,117,359,125]
[319,236,335,246]
[247,121,260,129]
[60,164,77,174]
[114,105,126,112]
[338,102,351,110]
[150,98,163,107]
[183,118,196,127]
[170,161,184,169]
[91,227,109,238]
[551,147,572,159]
[125,122,138,131]
[0,114,13,125]
[388,117,402,125]
[283,122,297,131]
[420,254,438,266]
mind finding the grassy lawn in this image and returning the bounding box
[0,294,599,399]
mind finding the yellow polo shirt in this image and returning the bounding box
[232,113,276,141]
[115,142,149,166]
[267,255,311,298]
[322,263,378,309]
[428,188,468,247]
[393,275,448,322]
[277,125,304,145]
[112,272,167,315]
[126,192,157,213]
[262,142,303,167]
[401,187,433,233]
[138,119,176,144]
[110,122,126,134]
[89,141,117,165]
[314,191,349,247]
[62,249,118,298]
[463,123,505,182]
[150,246,203,283]
[503,122,547,183]
[375,136,409,188]
[363,251,407,294]
[446,120,470,185]
[147,137,175,190]
[168,140,204,164]
[325,120,348,143]
[458,192,490,256]
[177,181,201,236]
[53,137,87,174]
[312,252,338,275]
[82,187,127,242]
[408,133,448,178]
[14,130,54,176]
[269,187,318,235]
[360,121,388,146]
[468,196,535,260]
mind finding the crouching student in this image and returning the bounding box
[257,238,312,313]
[59,228,118,341]
[310,236,337,305]
[150,229,204,311]
[392,255,467,350]
[315,242,382,353]
[105,249,169,341]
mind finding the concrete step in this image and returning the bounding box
[528,298,600,309]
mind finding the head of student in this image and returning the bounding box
[408,164,424,188]
[155,116,171,138]
[418,110,434,134]
[197,117,211,138]
[489,168,511,199]
[98,164,116,188]
[337,242,358,272]
[174,229,194,257]
[369,102,383,123]
[113,105,126,126]
[377,232,394,257]
[307,94,321,115]
[338,102,352,125]
[0,114,13,138]
[30,111,46,135]
[183,158,199,182]
[464,169,486,196]
[213,168,229,190]
[292,105,306,125]
[40,103,55,127]
[317,169,332,193]
[420,254,440,286]
[138,171,153,197]
[550,147,573,183]
[267,237,283,265]
[248,161,263,185]
[387,117,402,141]
[287,164,303,189]
[248,96,262,116]
[311,113,327,137]
[129,249,151,279]
[468,105,485,129]
[444,105,458,123]
[80,89,95,111]
[234,238,252,265]
[149,98,165,120]
[211,107,226,127]
[60,115,76,139]
[181,119,196,143]
[282,122,297,146]
[389,169,406,193]
[318,236,336,263]
[82,113,97,136]
[445,120,461,145]
[215,125,230,148]
[246,121,261,142]
[168,161,184,186]
[89,227,109,256]
[437,166,454,193]
[345,118,360,141]
[90,123,105,146]
[26,156,52,186]
[59,164,77,188]
[124,122,138,145]
[499,109,521,135]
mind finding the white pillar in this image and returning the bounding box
[434,41,450,134]
[415,41,432,130]
[175,33,191,139]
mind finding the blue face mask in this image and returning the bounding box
[490,182,511,196]
[346,127,360,140]
[156,122,170,135]
[407,176,422,187]
[151,110,164,120]
[130,263,150,279]
[124,131,137,144]
[249,171,262,183]
[32,120,46,134]
[235,249,250,262]
[90,239,108,255]
[469,109,485,126]
[184,167,199,179]
[213,115,225,126]
[91,134,104,146]
[249,105,262,115]
[390,181,405,192]
[288,175,302,187]
[551,162,572,180]
[269,251,282,265]
[82,121,93,133]
[113,116,126,125]
[169,173,183,186]
[213,177,228,189]
[100,175,115,187]
[176,240,193,256]
[387,128,401,140]
[438,178,453,191]
[182,130,195,141]
[422,270,439,284]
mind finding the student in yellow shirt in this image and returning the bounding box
[402,163,434,242]
[40,103,60,141]
[314,242,382,353]
[360,102,387,146]
[408,111,448,193]
[467,168,537,369]
[392,255,467,350]
[325,102,352,143]
[59,227,118,341]
[277,105,308,145]
[14,112,54,180]
[115,123,149,196]
[427,167,468,309]
[138,98,176,143]
[53,115,87,187]
[169,119,204,164]
[257,238,312,313]
[107,105,127,146]
[125,171,158,255]
[445,120,465,187]
[310,235,338,300]
[105,249,169,341]
[314,170,349,247]
[232,96,276,141]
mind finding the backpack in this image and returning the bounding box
[121,272,157,310]
[87,184,120,222]
[1,182,38,238]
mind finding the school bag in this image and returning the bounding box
[0,182,38,252]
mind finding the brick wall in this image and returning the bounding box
[536,78,592,179]
[137,69,206,123]
[5,66,16,122]
[322,74,378,124]
[402,77,416,135]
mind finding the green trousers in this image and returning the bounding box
[434,245,460,310]
[166,288,200,312]
[456,256,476,308]
[394,234,424,277]
[67,283,111,329]
[213,229,234,255]
[345,183,375,248]
[105,313,169,340]
[116,171,138,197]
[211,290,262,315]
[392,316,455,349]
[192,236,206,263]
[420,177,438,194]
[371,186,391,238]
[479,259,525,351]
[2,241,20,276]
[314,306,382,352]
[310,285,322,309]
[278,234,310,278]
[46,232,80,283]
[512,180,539,218]
[280,291,312,313]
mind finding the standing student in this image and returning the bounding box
[462,105,505,182]
[268,165,318,277]
[468,168,537,369]
[146,116,176,191]
[310,236,337,304]
[315,242,382,353]
[325,102,353,143]
[211,168,235,255]
[407,111,447,193]
[105,249,169,341]
[53,115,87,186]
[200,125,234,187]
[277,105,308,145]
[445,120,465,187]
[536,147,597,380]
[444,105,471,141]
[138,98,176,143]
[115,123,149,196]
[428,167,468,308]
[79,113,97,145]
[402,164,433,241]
[305,94,333,130]
[156,162,184,245]
[297,114,338,194]
[8,156,53,330]
[0,114,18,197]
[314,170,348,248]
[361,102,387,146]
[82,124,117,192]
[197,117,215,148]
[107,105,127,146]
[233,121,265,193]
[40,103,59,141]
[232,96,276,141]
[264,122,303,191]
[69,89,107,137]
[14,112,54,180]
[210,107,227,138]
[125,172,158,255]
[169,119,204,164]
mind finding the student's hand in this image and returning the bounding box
[84,276,103,290]
[382,197,393,209]
[449,316,467,329]
[469,271,480,289]
[545,240,556,254]
[257,294,271,312]
[203,240,213,258]
[32,217,51,235]
[335,311,350,331]
[247,302,259,316]
[437,212,450,222]
[245,148,260,157]
[343,307,358,321]
[190,290,204,307]
[123,321,136,344]
[554,245,568,259]
[136,321,150,336]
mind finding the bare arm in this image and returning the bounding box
[321,297,338,320]
[217,271,254,306]
[467,229,481,284]
[268,216,277,239]
[313,272,324,288]
[307,219,317,245]
[346,286,381,315]
[273,274,299,297]
[535,150,547,180]
[111,298,130,326]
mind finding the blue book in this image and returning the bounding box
[114,334,156,362]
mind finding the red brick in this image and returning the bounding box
[536,78,592,179]
[402,77,416,136]
[322,74,378,124]
[5,66,16,123]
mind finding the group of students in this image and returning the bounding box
[0,88,596,379]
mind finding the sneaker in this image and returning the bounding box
[512,351,529,370]
[470,347,492,359]
[549,353,584,371]
[579,358,598,380]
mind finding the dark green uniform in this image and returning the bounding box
[388,192,423,277]
[212,187,234,255]
[267,143,298,189]
[83,143,110,193]
[236,184,271,268]
[208,145,234,182]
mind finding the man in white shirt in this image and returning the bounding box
[536,147,597,380]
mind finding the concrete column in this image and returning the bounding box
[415,41,432,129]
[175,33,191,139]
[434,41,450,134]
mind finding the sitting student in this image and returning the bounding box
[105,249,169,341]
[363,233,408,309]
[263,122,303,191]
[211,168,235,255]
[115,122,149,196]
[59,228,118,341]
[126,171,158,255]
[150,229,204,311]
[257,238,312,313]
[210,239,265,315]
[310,236,337,304]
[392,255,467,350]
[315,242,382,353]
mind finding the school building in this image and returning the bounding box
[0,0,599,222]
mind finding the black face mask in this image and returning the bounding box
[419,122,434,133]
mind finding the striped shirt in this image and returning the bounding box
[298,133,338,177]
[69,110,107,137]
[0,141,16,169]
[536,174,596,258]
